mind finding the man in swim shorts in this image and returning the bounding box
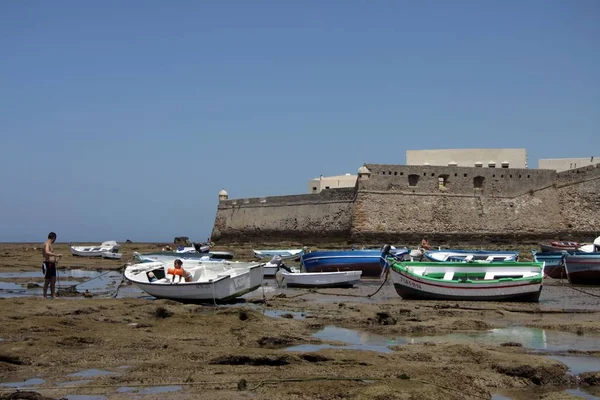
[42,232,62,299]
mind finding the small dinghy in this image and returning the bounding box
[124,261,264,302]
[71,241,120,257]
[531,250,566,279]
[381,246,543,302]
[276,270,362,288]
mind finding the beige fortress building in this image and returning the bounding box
[308,173,357,193]
[539,157,598,172]
[407,148,528,169]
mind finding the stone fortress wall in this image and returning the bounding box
[211,163,600,245]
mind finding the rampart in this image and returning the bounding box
[211,163,600,245]
[212,188,356,244]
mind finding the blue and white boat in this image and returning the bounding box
[424,250,518,263]
[301,248,406,278]
[564,252,600,285]
[531,250,566,279]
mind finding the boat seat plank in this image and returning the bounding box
[443,271,454,280]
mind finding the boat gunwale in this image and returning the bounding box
[387,259,544,285]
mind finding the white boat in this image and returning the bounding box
[102,252,122,260]
[71,241,120,257]
[253,249,304,261]
[124,261,264,301]
[277,270,362,288]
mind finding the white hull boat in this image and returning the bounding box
[253,249,304,261]
[71,241,120,257]
[124,261,264,301]
[102,252,122,260]
[278,270,362,288]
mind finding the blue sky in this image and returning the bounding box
[0,1,598,242]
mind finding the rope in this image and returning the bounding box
[557,278,600,299]
[0,375,488,399]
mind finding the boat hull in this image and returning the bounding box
[125,263,264,301]
[387,261,543,302]
[564,254,600,285]
[280,271,361,288]
[102,252,122,260]
[540,243,578,253]
[301,250,382,278]
[531,251,566,279]
[253,249,304,261]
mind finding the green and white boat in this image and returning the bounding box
[382,248,544,302]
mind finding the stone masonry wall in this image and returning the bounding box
[212,164,599,246]
[558,164,600,235]
[211,188,355,244]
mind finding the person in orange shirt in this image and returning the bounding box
[168,259,192,282]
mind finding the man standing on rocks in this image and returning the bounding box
[42,232,62,299]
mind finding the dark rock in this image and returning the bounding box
[493,363,570,385]
[0,354,26,365]
[257,336,293,348]
[500,342,523,347]
[210,355,292,366]
[154,307,174,319]
[299,353,331,363]
[26,283,41,289]
[238,310,249,321]
[579,371,600,386]
[56,336,100,347]
[237,378,247,391]
[280,313,294,319]
[376,311,397,326]
[1,391,65,400]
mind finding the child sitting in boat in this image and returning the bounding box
[167,259,192,283]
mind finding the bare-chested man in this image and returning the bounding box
[42,232,62,299]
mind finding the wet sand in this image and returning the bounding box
[1,243,600,400]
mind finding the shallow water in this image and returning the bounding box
[493,387,600,400]
[548,355,600,375]
[406,326,600,351]
[138,385,183,394]
[286,326,396,353]
[67,369,119,378]
[0,377,45,387]
[0,269,125,298]
[566,388,600,399]
[285,325,600,360]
